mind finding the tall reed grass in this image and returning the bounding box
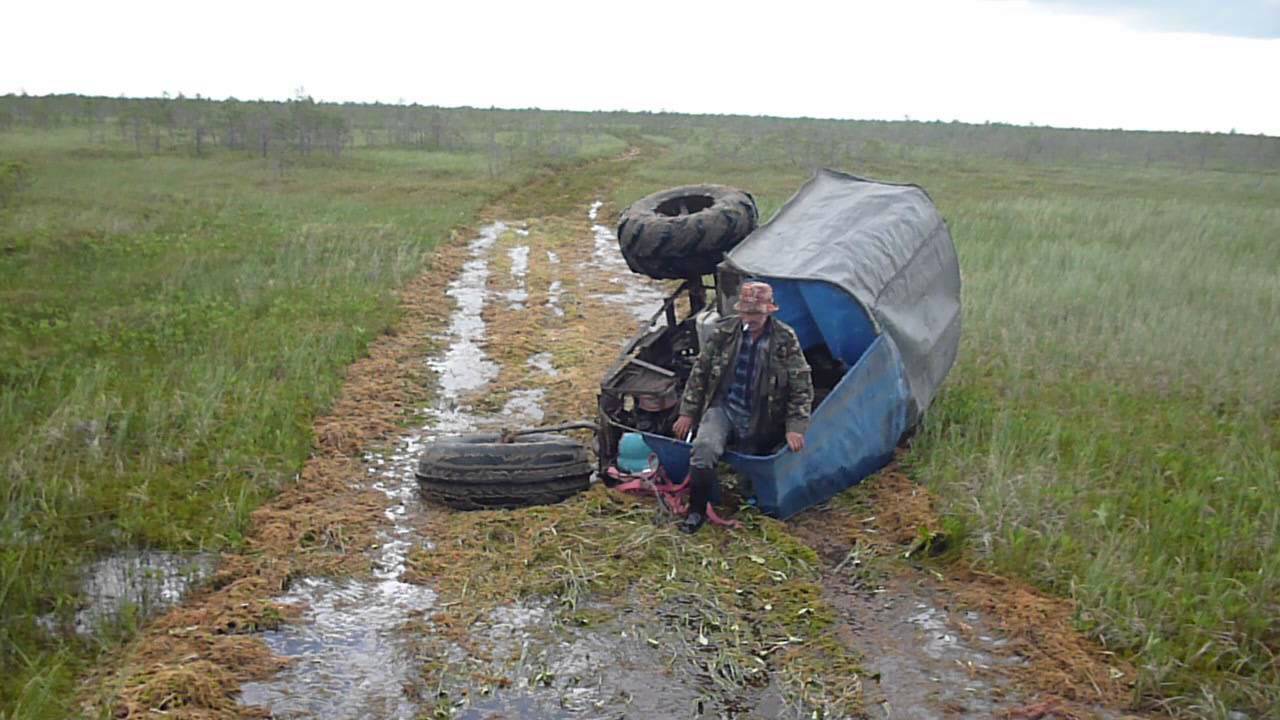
[915,191,1279,717]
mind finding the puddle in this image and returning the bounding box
[501,389,546,425]
[425,222,506,399]
[504,244,530,309]
[240,414,442,718]
[594,286,666,325]
[237,575,437,719]
[584,201,667,323]
[47,551,216,636]
[545,279,564,317]
[823,573,1135,720]
[429,601,752,719]
[240,222,529,718]
[587,201,625,270]
[527,352,558,377]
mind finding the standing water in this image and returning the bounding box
[238,222,516,718]
[238,207,698,718]
[586,200,667,322]
[45,551,216,637]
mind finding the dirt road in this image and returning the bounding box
[82,153,1150,720]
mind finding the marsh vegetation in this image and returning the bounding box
[1,94,1276,718]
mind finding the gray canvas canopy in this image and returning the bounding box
[722,169,962,424]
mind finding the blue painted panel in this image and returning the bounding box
[798,281,878,366]
[766,280,823,349]
[751,278,877,368]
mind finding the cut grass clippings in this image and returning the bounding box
[407,488,864,717]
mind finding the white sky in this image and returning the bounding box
[4,0,1278,135]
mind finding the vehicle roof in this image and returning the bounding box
[723,168,962,424]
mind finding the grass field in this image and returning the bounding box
[2,102,1277,718]
[615,140,1279,716]
[0,125,626,715]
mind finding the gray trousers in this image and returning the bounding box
[688,406,746,512]
[689,406,740,471]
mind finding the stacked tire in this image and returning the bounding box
[415,433,592,510]
[616,185,758,280]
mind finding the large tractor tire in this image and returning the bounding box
[616,184,758,280]
[415,433,592,510]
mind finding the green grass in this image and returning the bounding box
[0,127,624,717]
[911,190,1279,717]
[2,107,1278,719]
[614,138,1279,717]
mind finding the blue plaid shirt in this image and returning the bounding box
[723,322,769,436]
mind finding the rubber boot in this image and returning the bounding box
[681,466,716,534]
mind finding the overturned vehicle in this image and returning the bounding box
[598,169,962,518]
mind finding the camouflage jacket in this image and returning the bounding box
[678,316,813,448]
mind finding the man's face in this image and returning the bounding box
[740,310,768,334]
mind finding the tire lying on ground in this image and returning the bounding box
[616,184,758,279]
[415,433,592,510]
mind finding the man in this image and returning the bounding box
[672,281,813,534]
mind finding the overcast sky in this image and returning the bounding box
[5,0,1278,135]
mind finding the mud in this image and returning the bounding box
[828,573,1026,719]
[432,598,797,720]
[427,601,699,718]
[790,469,1149,720]
[826,572,1143,720]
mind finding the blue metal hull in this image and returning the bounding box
[639,334,911,519]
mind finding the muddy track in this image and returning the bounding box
[80,149,1154,719]
[790,470,1152,720]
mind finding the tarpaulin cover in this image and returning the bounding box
[723,169,962,425]
[622,169,960,518]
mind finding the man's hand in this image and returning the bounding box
[786,432,805,452]
[675,415,696,438]
[673,415,695,440]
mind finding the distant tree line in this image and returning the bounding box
[1,92,355,159]
[692,112,1280,173]
[2,93,1277,173]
